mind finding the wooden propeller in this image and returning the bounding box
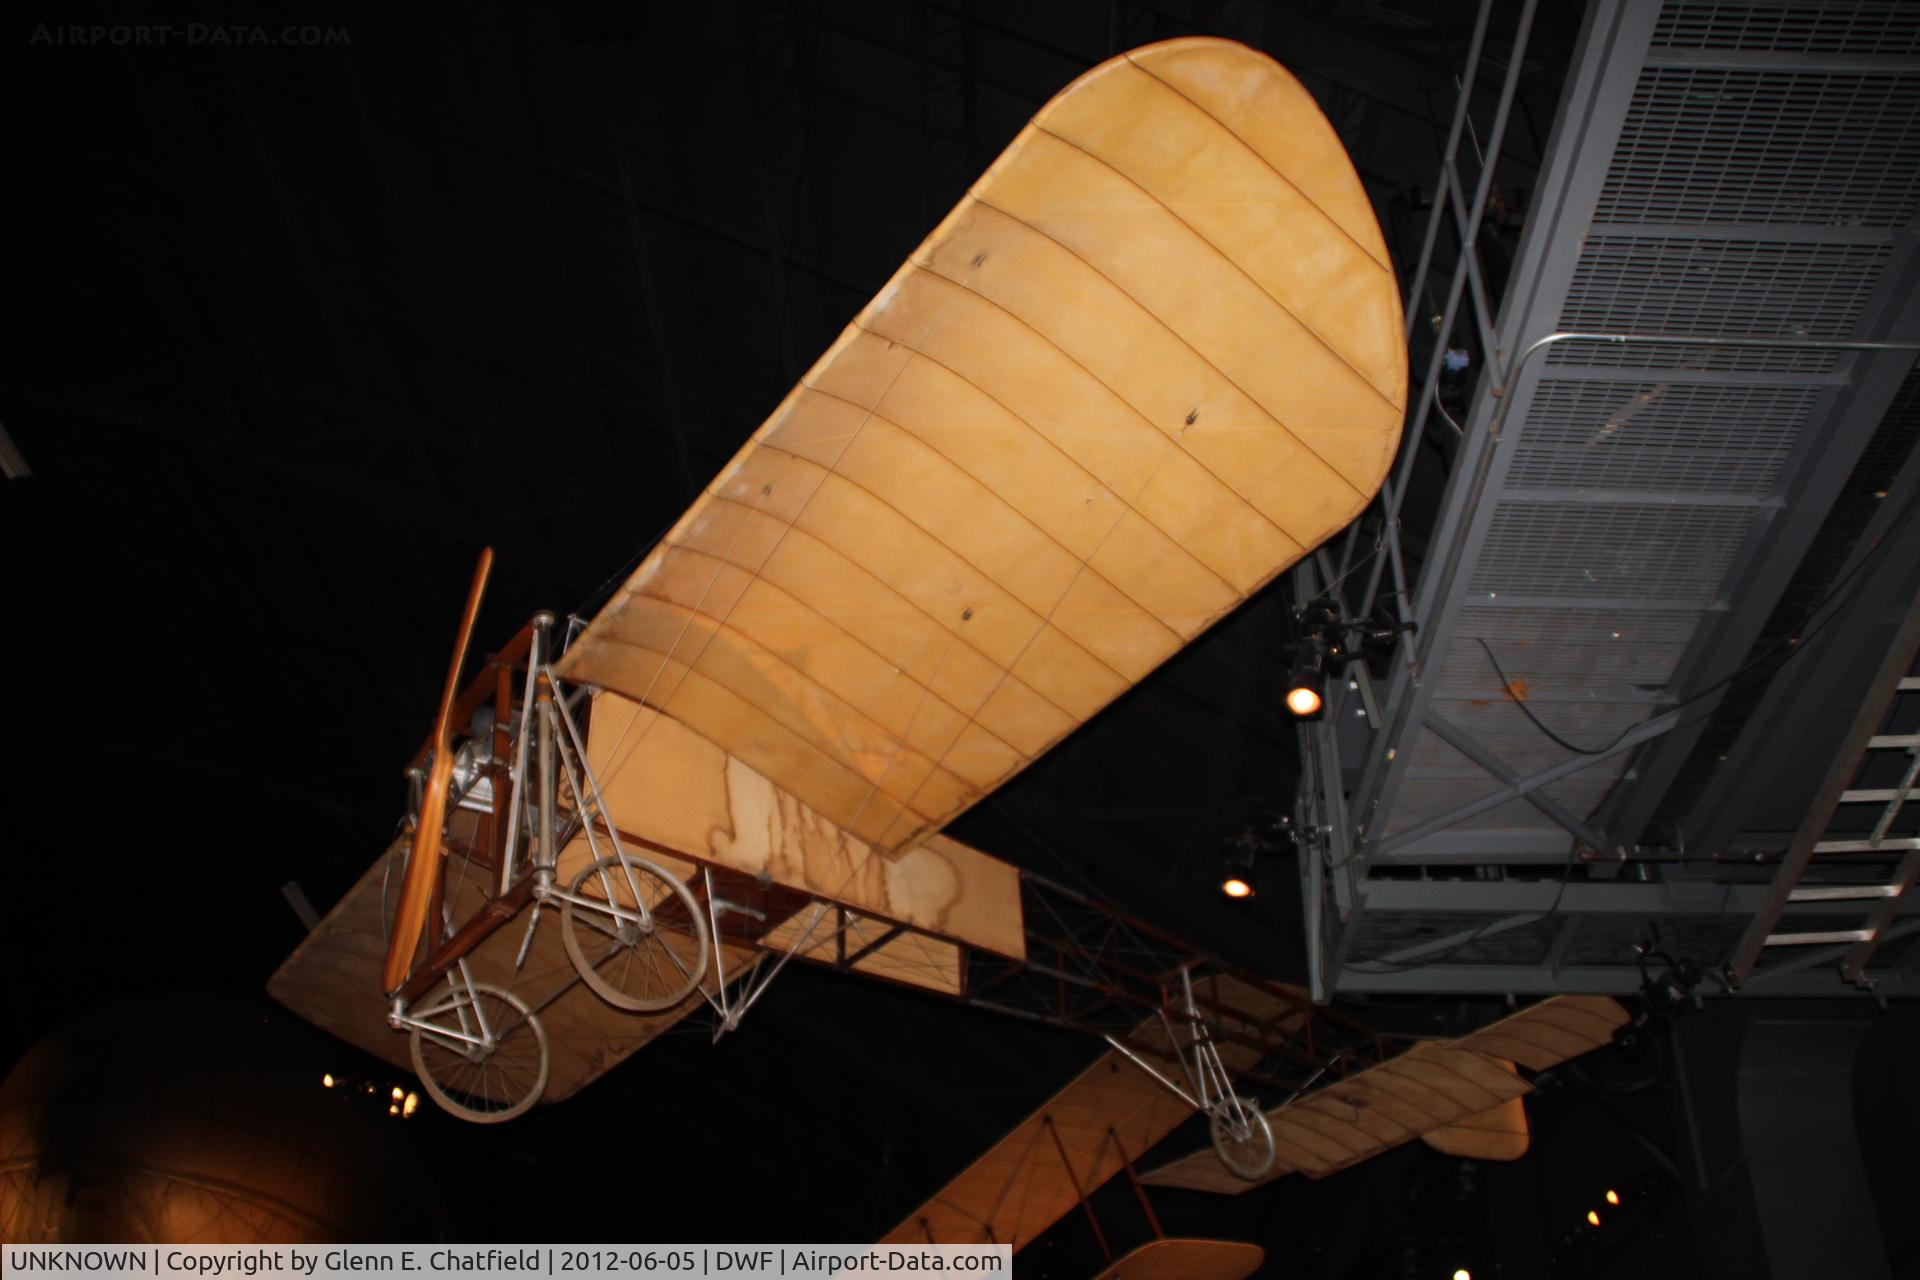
[382,547,495,995]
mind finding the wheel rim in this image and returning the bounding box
[410,983,548,1123]
[1212,1098,1275,1180]
[561,855,708,1011]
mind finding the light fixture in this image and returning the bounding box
[1453,1271,1472,1280]
[1284,637,1328,720]
[1586,1210,1601,1227]
[1218,829,1261,900]
[1215,811,1295,902]
[322,1074,334,1089]
[392,1085,405,1101]
[402,1091,420,1118]
[1605,1189,1620,1207]
[1284,598,1414,720]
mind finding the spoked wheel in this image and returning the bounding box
[379,831,412,947]
[560,854,710,1012]
[1210,1095,1276,1181]
[409,981,549,1124]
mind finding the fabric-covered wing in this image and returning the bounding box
[1091,1240,1266,1280]
[879,979,1307,1248]
[1141,997,1628,1193]
[556,36,1406,854]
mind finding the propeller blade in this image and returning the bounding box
[382,547,496,994]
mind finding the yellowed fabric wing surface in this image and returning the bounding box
[1091,1239,1266,1280]
[1141,996,1626,1193]
[880,979,1309,1247]
[878,1041,1196,1250]
[1452,994,1629,1069]
[557,37,1405,854]
[1421,1064,1531,1161]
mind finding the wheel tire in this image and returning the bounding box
[561,853,710,1012]
[379,831,411,946]
[1210,1096,1276,1181]
[409,981,549,1124]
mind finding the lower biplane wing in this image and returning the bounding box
[877,995,1623,1256]
[880,1027,1197,1251]
[1091,1240,1264,1280]
[554,35,1406,855]
[877,976,1364,1251]
[1419,1078,1531,1162]
[1140,996,1629,1192]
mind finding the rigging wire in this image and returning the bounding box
[563,514,679,622]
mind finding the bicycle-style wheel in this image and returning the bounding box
[379,830,411,946]
[1210,1095,1276,1181]
[409,981,549,1124]
[560,853,709,1012]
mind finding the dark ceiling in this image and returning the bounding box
[0,0,1720,1268]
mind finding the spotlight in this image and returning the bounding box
[392,1086,405,1101]
[1586,1210,1601,1227]
[1605,1189,1620,1207]
[1284,633,1328,721]
[1217,825,1265,900]
[1453,1271,1472,1280]
[402,1091,420,1118]
[322,1074,334,1089]
[1284,598,1417,722]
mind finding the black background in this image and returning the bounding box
[1,3,1737,1274]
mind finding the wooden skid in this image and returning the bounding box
[1140,996,1627,1193]
[556,36,1406,855]
[880,978,1305,1249]
[1091,1239,1265,1280]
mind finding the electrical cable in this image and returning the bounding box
[1345,521,1902,975]
[1476,514,1899,756]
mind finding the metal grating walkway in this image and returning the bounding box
[1296,0,1920,997]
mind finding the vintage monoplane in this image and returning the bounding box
[271,37,1624,1273]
